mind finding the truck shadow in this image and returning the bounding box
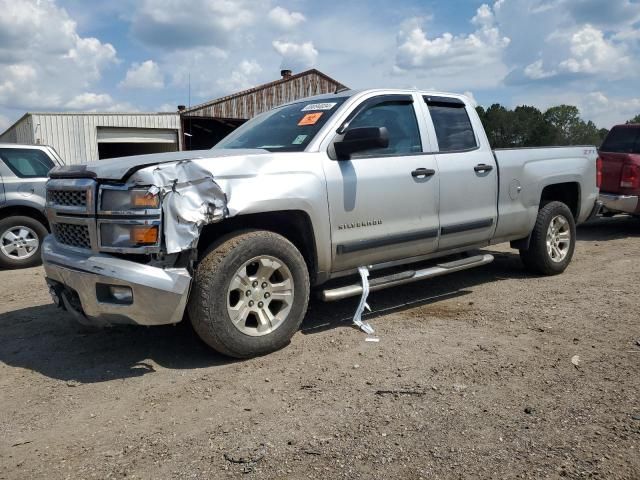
[577,215,639,241]
[0,305,234,383]
[302,248,527,334]
[1,214,629,383]
[0,250,527,383]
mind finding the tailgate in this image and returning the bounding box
[599,125,640,194]
[599,152,634,193]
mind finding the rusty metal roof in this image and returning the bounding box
[182,69,347,119]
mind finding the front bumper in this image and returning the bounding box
[42,235,191,327]
[599,192,639,215]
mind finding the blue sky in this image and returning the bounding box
[1,0,639,132]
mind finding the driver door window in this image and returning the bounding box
[347,101,422,158]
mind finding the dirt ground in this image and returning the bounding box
[0,216,638,480]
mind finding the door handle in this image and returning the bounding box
[411,168,436,178]
[474,163,494,173]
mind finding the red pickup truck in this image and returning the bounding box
[599,124,640,216]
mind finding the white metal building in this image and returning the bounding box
[0,112,181,164]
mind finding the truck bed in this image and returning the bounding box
[491,146,599,243]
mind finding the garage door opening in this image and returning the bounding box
[182,116,245,150]
[98,142,177,159]
[97,127,178,160]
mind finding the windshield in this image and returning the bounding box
[600,126,640,154]
[214,97,349,152]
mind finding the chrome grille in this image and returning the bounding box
[52,223,91,249]
[48,189,87,208]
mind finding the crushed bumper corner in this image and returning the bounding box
[42,236,191,327]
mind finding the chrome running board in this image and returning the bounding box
[321,254,494,302]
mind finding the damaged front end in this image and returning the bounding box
[43,159,229,327]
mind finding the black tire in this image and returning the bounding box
[188,230,310,358]
[0,215,48,269]
[519,201,576,275]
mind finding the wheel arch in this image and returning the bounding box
[511,181,580,250]
[0,205,49,231]
[539,182,581,219]
[197,210,319,284]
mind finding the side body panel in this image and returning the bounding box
[320,92,441,272]
[492,146,598,244]
[418,98,498,251]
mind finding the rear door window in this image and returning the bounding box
[600,127,640,154]
[425,97,478,152]
[0,148,55,178]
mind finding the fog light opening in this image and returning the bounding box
[96,283,133,305]
[110,286,133,303]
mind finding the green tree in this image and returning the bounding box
[543,105,583,145]
[480,103,516,148]
[626,114,640,124]
[512,105,554,146]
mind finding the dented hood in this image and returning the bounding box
[49,148,268,181]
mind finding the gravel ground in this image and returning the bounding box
[0,216,639,480]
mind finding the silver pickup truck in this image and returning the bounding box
[43,89,600,357]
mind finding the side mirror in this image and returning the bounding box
[334,127,389,160]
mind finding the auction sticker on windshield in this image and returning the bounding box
[301,103,337,111]
[292,135,308,145]
[298,113,323,126]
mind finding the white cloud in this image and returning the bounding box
[0,0,118,111]
[216,60,263,93]
[120,60,165,89]
[131,0,263,49]
[581,91,640,127]
[394,4,510,86]
[164,46,229,98]
[268,6,306,30]
[563,0,640,28]
[557,25,631,75]
[157,103,178,112]
[524,59,557,80]
[65,93,114,110]
[272,40,318,70]
[64,36,117,83]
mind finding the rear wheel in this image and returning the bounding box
[519,201,576,275]
[0,216,48,269]
[188,230,310,358]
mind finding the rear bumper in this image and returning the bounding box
[42,235,191,327]
[599,192,639,215]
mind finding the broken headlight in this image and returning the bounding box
[100,187,160,214]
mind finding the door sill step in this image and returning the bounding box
[321,254,494,302]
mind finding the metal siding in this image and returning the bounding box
[14,113,178,164]
[0,115,35,144]
[185,71,344,120]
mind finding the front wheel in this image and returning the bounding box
[188,230,310,358]
[0,216,48,269]
[519,201,576,275]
